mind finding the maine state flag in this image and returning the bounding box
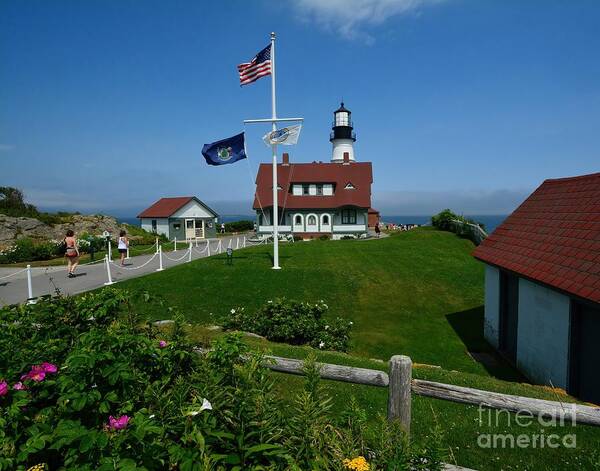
[202,132,247,166]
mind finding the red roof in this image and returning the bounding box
[253,162,373,210]
[473,172,600,304]
[137,197,195,218]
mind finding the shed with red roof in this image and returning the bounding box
[473,172,600,404]
[137,196,219,240]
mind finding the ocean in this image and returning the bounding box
[117,215,255,227]
[382,215,507,233]
[119,214,508,233]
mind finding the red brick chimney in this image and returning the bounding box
[282,153,290,165]
[343,152,350,165]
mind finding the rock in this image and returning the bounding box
[0,213,129,248]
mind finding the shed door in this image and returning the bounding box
[570,302,600,404]
[499,272,519,363]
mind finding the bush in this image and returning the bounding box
[431,209,486,245]
[221,298,353,351]
[0,238,63,264]
[0,291,445,470]
[224,220,254,233]
[318,234,330,241]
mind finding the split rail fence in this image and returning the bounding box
[191,346,600,471]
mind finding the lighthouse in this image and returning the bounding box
[330,102,356,163]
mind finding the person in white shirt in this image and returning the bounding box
[117,230,128,266]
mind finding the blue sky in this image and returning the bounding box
[1,0,599,217]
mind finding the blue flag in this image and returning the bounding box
[202,132,247,166]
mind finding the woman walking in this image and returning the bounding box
[64,230,80,278]
[117,230,129,267]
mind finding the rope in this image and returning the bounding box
[81,258,106,266]
[192,245,210,256]
[128,244,157,254]
[0,267,28,280]
[109,253,158,271]
[163,249,191,262]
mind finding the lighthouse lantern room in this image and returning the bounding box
[330,102,356,162]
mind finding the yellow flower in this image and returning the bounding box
[343,456,370,471]
[27,465,47,471]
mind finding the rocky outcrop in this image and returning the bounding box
[0,214,125,247]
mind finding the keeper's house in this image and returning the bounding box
[138,196,219,241]
[473,172,600,404]
[253,103,378,239]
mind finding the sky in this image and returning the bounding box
[1,0,599,217]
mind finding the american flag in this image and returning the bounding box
[237,44,271,86]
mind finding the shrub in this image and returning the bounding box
[318,234,330,241]
[0,238,64,264]
[224,220,254,233]
[0,291,444,470]
[221,298,353,351]
[431,209,486,245]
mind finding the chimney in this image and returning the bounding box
[343,152,350,165]
[282,153,289,165]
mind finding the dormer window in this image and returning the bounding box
[345,182,355,190]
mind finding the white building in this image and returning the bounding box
[474,172,600,404]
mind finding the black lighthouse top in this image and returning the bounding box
[330,102,356,142]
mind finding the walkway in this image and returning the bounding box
[0,234,258,306]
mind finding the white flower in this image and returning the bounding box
[349,321,353,325]
[230,308,235,314]
[186,398,213,416]
[324,325,329,330]
[149,414,155,419]
[318,341,325,349]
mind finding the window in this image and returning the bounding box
[186,220,194,229]
[322,215,329,225]
[295,215,302,225]
[316,185,323,195]
[307,215,317,225]
[173,223,181,231]
[151,220,157,232]
[303,184,309,195]
[341,209,357,224]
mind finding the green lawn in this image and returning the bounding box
[117,228,511,377]
[111,229,600,470]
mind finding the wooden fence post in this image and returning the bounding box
[388,355,412,434]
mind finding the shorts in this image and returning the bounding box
[118,248,127,254]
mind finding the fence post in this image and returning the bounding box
[243,236,246,248]
[174,237,177,251]
[157,245,164,271]
[219,239,222,254]
[126,245,130,260]
[103,255,115,285]
[236,237,239,250]
[155,237,159,254]
[26,264,36,304]
[188,242,193,262]
[107,239,112,262]
[387,355,412,435]
[206,240,211,257]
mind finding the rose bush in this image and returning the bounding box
[0,290,444,470]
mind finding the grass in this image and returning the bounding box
[117,228,509,377]
[181,326,600,471]
[111,228,600,470]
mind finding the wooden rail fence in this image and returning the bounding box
[193,348,600,433]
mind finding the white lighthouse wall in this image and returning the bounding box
[332,139,355,162]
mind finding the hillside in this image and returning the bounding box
[117,227,513,378]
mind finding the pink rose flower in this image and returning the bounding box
[13,382,25,391]
[40,362,58,374]
[0,381,8,396]
[158,340,167,348]
[108,415,130,430]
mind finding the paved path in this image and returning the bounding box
[0,235,259,306]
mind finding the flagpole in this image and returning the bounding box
[270,31,280,269]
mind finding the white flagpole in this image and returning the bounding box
[270,31,280,269]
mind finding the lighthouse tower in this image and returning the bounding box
[330,102,356,162]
